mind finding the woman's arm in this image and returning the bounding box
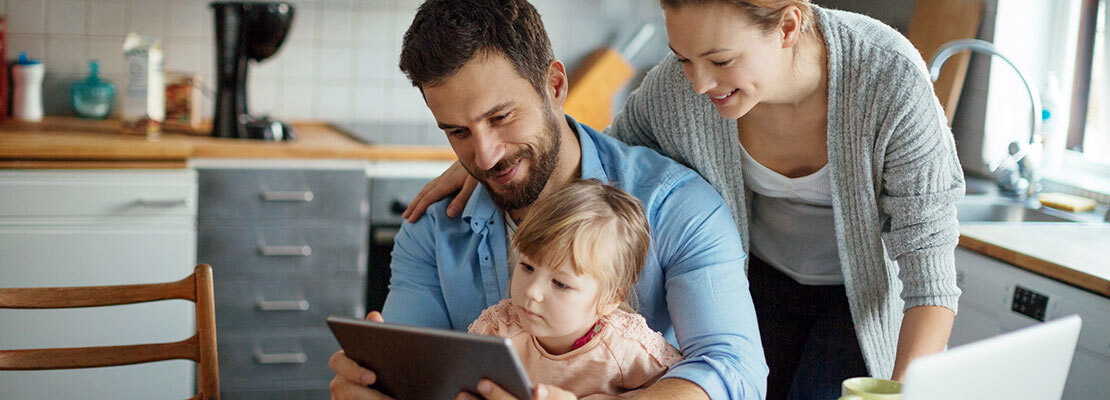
[890,305,954,381]
[875,60,964,378]
[401,161,477,222]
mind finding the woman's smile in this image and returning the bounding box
[709,89,739,106]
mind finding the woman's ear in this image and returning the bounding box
[546,60,569,106]
[779,6,805,49]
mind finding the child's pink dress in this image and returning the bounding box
[468,299,683,398]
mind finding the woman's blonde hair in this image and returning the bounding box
[512,179,650,314]
[660,0,815,37]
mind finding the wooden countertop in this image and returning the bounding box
[959,223,1110,297]
[0,117,456,168]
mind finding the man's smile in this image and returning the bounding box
[491,160,521,185]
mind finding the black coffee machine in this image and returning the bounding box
[210,2,295,141]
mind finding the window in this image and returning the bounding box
[1068,0,1109,162]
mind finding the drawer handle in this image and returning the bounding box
[261,190,314,202]
[135,198,190,207]
[255,352,308,365]
[258,245,312,256]
[257,299,310,311]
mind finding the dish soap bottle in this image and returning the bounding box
[71,60,116,119]
[12,52,44,122]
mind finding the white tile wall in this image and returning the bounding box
[3,0,669,123]
[7,0,46,35]
[47,0,85,36]
[87,1,126,36]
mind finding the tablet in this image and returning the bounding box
[326,316,534,400]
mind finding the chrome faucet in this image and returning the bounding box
[928,39,1043,199]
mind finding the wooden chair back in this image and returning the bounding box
[0,264,219,400]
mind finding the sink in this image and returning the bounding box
[957,201,1080,223]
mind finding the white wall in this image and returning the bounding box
[3,0,671,124]
[981,0,1082,172]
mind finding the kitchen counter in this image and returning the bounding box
[0,117,456,169]
[959,223,1110,297]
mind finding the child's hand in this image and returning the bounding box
[533,384,579,400]
[455,380,581,400]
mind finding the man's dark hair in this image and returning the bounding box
[399,0,555,96]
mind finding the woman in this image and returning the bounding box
[404,1,963,399]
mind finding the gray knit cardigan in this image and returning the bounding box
[605,6,964,378]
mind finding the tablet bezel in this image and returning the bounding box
[326,315,534,400]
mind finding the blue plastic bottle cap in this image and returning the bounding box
[16,52,43,65]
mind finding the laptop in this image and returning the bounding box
[901,315,1082,400]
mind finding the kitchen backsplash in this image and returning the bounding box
[2,0,671,125]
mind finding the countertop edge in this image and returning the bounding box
[0,118,458,166]
[958,234,1110,298]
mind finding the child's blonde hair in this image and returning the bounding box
[512,179,650,314]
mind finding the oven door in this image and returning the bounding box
[367,225,399,312]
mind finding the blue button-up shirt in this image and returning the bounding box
[383,116,768,400]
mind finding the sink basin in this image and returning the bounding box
[957,202,1080,223]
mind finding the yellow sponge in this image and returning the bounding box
[1038,192,1097,212]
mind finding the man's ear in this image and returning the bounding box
[779,6,804,49]
[546,60,569,107]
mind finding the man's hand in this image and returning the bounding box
[328,311,395,400]
[455,379,580,400]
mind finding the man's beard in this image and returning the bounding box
[468,109,562,212]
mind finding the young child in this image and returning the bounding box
[468,179,682,398]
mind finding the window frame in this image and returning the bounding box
[1066,0,1103,152]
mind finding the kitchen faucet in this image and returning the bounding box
[928,39,1043,199]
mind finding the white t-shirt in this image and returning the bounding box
[740,143,843,285]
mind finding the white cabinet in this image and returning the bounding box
[952,247,1110,399]
[0,170,198,399]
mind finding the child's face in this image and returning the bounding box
[509,252,619,352]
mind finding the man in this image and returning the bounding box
[329,1,767,399]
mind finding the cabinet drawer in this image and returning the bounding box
[198,168,367,220]
[217,329,339,391]
[199,221,367,279]
[0,170,197,218]
[215,279,365,330]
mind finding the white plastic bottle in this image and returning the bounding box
[12,52,44,122]
[1040,72,1066,169]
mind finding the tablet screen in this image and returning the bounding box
[327,316,534,400]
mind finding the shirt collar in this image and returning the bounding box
[460,114,610,229]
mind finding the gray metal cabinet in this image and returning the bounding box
[196,165,369,399]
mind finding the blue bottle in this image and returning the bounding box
[71,60,116,119]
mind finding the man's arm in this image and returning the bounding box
[329,209,453,400]
[379,211,453,328]
[624,378,709,399]
[650,176,769,400]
